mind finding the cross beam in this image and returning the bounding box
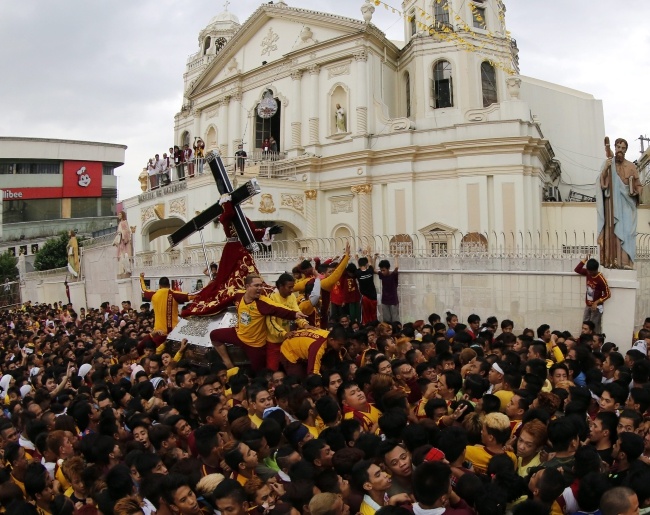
[167,152,261,250]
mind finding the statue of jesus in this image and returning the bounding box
[596,137,642,269]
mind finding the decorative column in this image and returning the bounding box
[231,90,243,151]
[308,65,320,145]
[351,184,373,238]
[193,109,202,141]
[305,190,318,239]
[354,49,368,135]
[291,69,303,149]
[220,96,230,157]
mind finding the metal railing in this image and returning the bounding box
[142,151,292,192]
[126,231,650,268]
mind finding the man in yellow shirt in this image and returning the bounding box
[139,273,195,343]
[464,412,517,475]
[247,384,274,428]
[338,382,381,434]
[280,326,347,378]
[266,273,311,370]
[210,274,306,371]
[351,459,410,515]
[293,243,351,328]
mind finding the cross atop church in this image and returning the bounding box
[168,153,261,251]
[223,0,230,11]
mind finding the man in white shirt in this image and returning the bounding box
[161,153,172,184]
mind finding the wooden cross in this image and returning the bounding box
[168,152,261,251]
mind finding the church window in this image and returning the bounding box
[405,72,411,117]
[481,61,497,107]
[203,37,211,55]
[432,60,453,109]
[472,2,487,29]
[409,10,417,37]
[181,131,190,148]
[432,0,450,30]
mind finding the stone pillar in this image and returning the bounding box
[291,70,303,150]
[354,49,368,135]
[351,184,373,239]
[193,109,202,141]
[308,65,320,145]
[231,91,242,153]
[221,97,230,157]
[601,269,639,351]
[305,190,318,238]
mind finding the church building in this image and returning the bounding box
[124,0,610,258]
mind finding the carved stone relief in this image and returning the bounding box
[258,193,276,214]
[169,197,187,217]
[261,27,279,57]
[281,194,304,214]
[330,195,354,214]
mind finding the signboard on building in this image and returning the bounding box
[62,161,102,197]
[1,187,62,200]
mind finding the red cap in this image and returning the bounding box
[424,448,446,462]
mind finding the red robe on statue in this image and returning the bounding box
[180,201,271,317]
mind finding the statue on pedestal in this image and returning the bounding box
[335,103,347,133]
[596,137,642,269]
[67,231,80,279]
[115,212,132,278]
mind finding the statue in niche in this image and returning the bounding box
[335,103,347,133]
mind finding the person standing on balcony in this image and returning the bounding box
[235,144,247,175]
[183,144,194,178]
[378,257,399,323]
[174,145,183,180]
[269,136,278,155]
[147,158,157,189]
[161,152,172,184]
[193,137,205,174]
[153,154,163,186]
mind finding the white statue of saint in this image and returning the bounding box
[335,103,346,133]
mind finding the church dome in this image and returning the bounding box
[207,10,240,26]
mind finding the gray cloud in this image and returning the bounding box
[0,1,646,201]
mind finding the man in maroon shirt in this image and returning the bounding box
[378,257,399,323]
[575,258,610,334]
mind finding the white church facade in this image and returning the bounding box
[124,0,631,260]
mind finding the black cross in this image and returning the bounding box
[167,153,261,251]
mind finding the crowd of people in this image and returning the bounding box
[145,138,206,190]
[1,248,649,515]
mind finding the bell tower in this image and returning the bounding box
[401,0,514,62]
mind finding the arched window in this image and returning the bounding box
[481,61,497,107]
[181,131,190,148]
[390,234,413,256]
[409,10,417,37]
[405,72,411,117]
[203,37,211,55]
[431,60,453,109]
[432,0,450,30]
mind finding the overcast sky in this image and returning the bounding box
[0,1,648,201]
